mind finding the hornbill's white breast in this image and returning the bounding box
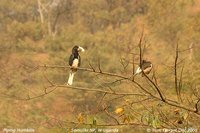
[72,59,79,68]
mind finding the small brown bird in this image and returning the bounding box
[134,60,153,76]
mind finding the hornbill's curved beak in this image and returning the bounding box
[78,46,85,52]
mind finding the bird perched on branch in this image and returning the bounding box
[67,45,85,85]
[134,60,153,76]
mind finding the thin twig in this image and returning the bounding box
[104,109,120,125]
[175,42,180,101]
[98,58,102,73]
[178,64,184,102]
[88,61,95,72]
[195,98,200,113]
[57,85,147,96]
[97,92,107,110]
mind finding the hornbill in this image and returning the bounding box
[67,45,85,85]
[134,60,153,76]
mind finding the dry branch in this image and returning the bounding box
[137,31,166,102]
[34,63,200,116]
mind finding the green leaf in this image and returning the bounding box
[92,117,97,127]
[152,116,161,128]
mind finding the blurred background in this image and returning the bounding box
[0,0,200,132]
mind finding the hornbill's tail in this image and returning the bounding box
[67,71,75,85]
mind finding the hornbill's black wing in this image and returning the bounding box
[69,54,74,66]
[69,54,81,67]
[78,55,81,67]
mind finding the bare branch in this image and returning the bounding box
[97,92,107,110]
[38,64,129,80]
[132,53,135,81]
[178,64,184,102]
[195,98,200,113]
[120,58,129,71]
[34,63,200,115]
[137,31,165,102]
[104,109,120,125]
[57,85,147,96]
[88,61,95,72]
[98,58,102,73]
